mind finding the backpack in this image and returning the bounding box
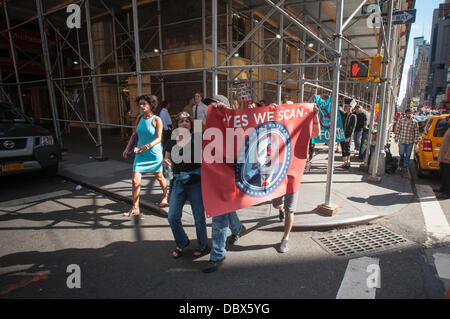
[384,145,398,174]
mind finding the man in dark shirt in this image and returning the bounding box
[340,104,357,169]
[353,105,367,155]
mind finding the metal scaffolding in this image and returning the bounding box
[0,0,412,213]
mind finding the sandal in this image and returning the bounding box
[122,207,140,217]
[159,197,169,208]
[172,239,190,259]
[193,246,209,257]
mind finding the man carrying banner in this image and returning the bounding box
[203,94,246,274]
[272,104,320,253]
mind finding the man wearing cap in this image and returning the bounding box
[353,105,367,156]
[394,108,419,172]
[203,94,246,273]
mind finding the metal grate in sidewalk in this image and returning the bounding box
[312,226,413,257]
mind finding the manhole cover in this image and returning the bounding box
[312,226,413,257]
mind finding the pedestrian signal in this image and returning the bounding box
[350,60,370,79]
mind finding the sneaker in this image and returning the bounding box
[202,258,225,273]
[279,238,289,253]
[228,225,247,246]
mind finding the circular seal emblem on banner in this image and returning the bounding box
[235,121,292,197]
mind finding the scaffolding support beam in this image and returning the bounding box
[263,0,338,56]
[318,0,344,216]
[212,0,218,96]
[85,0,105,159]
[3,0,25,112]
[132,0,142,95]
[35,0,63,149]
[370,0,394,179]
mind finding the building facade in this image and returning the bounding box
[426,1,450,108]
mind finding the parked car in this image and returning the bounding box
[413,114,429,133]
[0,101,60,176]
[414,114,450,177]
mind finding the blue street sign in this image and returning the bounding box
[393,9,416,25]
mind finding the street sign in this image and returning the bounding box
[393,9,416,25]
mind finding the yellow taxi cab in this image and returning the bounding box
[414,114,450,177]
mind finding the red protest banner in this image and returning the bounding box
[201,103,314,217]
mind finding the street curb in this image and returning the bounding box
[259,215,382,231]
[57,173,169,217]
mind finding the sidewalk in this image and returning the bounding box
[57,130,415,230]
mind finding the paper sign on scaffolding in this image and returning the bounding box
[236,82,252,103]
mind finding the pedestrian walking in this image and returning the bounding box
[202,94,246,273]
[164,112,208,258]
[340,104,357,169]
[394,108,419,172]
[122,94,168,215]
[271,104,320,253]
[435,116,450,199]
[353,105,367,156]
[159,100,172,152]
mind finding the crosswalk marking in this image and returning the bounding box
[433,253,450,280]
[415,184,450,244]
[336,257,380,299]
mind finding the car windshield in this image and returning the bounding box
[0,103,30,123]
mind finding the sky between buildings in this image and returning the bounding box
[398,0,444,106]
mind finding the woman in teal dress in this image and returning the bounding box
[122,94,168,216]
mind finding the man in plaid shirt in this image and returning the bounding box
[394,108,419,172]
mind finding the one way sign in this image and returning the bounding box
[393,9,416,25]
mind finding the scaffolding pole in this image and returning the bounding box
[277,4,284,105]
[157,0,165,100]
[212,0,218,96]
[318,0,343,215]
[3,0,25,112]
[112,8,125,140]
[132,0,142,96]
[202,0,207,97]
[85,0,105,160]
[35,0,63,149]
[370,0,394,179]
[364,83,379,166]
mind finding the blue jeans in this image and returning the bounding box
[354,130,363,153]
[168,182,207,250]
[210,211,242,262]
[398,143,414,169]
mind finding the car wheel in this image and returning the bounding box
[414,156,425,178]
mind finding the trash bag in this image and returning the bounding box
[385,145,398,174]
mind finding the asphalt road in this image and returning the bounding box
[1,170,449,300]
